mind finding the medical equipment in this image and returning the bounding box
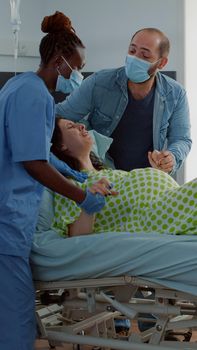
[10,0,21,72]
[33,232,197,349]
[35,277,197,349]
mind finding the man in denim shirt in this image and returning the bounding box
[56,28,192,175]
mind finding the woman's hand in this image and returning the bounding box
[88,177,118,196]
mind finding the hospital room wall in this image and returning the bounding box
[184,0,197,182]
[0,0,184,75]
[0,0,195,182]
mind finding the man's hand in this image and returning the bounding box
[148,150,174,173]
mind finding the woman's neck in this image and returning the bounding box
[78,155,96,171]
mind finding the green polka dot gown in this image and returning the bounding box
[53,168,197,235]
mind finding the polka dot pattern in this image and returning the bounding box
[52,168,197,236]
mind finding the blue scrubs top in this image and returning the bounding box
[0,72,55,257]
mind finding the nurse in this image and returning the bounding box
[0,11,107,350]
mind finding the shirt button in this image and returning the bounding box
[106,130,110,134]
[116,115,119,119]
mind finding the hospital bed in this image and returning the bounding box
[32,231,197,350]
[35,277,197,350]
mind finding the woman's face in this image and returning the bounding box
[57,119,93,157]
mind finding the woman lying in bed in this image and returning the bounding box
[51,117,197,237]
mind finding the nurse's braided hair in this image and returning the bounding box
[39,11,85,65]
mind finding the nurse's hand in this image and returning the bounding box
[148,150,174,173]
[78,178,118,215]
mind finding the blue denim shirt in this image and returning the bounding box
[56,67,192,173]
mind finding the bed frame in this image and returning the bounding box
[35,276,197,349]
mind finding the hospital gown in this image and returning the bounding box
[53,168,197,235]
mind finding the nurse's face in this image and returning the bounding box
[58,47,86,79]
[57,119,93,158]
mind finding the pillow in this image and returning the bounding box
[88,129,113,161]
[36,188,54,232]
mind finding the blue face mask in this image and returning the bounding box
[125,55,157,83]
[56,56,84,94]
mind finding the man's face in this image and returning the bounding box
[128,30,162,63]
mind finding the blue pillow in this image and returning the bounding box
[36,188,54,232]
[89,130,113,161]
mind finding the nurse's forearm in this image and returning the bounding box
[23,160,85,204]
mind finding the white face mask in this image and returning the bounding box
[56,56,84,94]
